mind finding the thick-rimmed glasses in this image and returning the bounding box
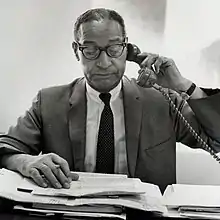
[76,41,127,60]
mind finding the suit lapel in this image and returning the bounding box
[67,77,157,175]
[68,78,86,172]
[122,77,143,177]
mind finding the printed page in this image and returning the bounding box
[64,182,167,214]
[31,177,146,197]
[0,168,23,190]
[33,203,123,214]
[14,205,126,219]
[74,172,127,179]
[163,184,220,208]
[18,171,127,191]
[180,211,220,219]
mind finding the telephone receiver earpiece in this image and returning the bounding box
[126,43,156,72]
[126,43,157,87]
[126,43,143,65]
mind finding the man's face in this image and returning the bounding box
[76,19,127,93]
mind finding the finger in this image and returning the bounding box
[45,160,70,189]
[154,57,163,74]
[137,71,150,87]
[137,52,155,58]
[39,163,62,189]
[70,172,79,181]
[162,57,174,68]
[137,68,156,88]
[139,54,159,70]
[136,52,150,65]
[29,168,48,188]
[50,153,79,181]
[139,56,149,68]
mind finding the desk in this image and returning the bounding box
[0,213,50,220]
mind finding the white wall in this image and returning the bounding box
[177,148,220,185]
[164,0,220,88]
[0,0,92,132]
[0,0,167,132]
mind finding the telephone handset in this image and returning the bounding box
[126,43,220,163]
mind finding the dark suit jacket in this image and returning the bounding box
[188,88,220,143]
[0,77,220,192]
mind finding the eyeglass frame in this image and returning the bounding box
[73,38,128,60]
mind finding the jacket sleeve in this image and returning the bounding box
[187,89,220,144]
[0,91,43,156]
[168,89,220,153]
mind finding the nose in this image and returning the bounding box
[96,51,111,69]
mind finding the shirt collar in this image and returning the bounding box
[86,80,122,103]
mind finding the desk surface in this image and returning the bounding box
[0,213,50,220]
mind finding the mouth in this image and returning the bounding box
[93,74,113,79]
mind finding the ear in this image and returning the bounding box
[72,42,80,61]
[124,37,129,59]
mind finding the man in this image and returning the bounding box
[0,8,220,193]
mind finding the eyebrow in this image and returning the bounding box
[81,37,123,45]
[108,37,124,42]
[81,40,96,45]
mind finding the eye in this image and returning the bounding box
[83,46,98,55]
[107,44,124,56]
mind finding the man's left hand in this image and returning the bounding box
[136,52,191,92]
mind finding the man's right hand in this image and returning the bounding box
[2,153,79,189]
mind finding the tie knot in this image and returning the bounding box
[99,93,111,105]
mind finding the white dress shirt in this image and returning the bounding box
[84,81,128,174]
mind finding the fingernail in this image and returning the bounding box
[43,182,48,188]
[68,177,72,183]
[138,68,144,74]
[56,183,62,188]
[64,182,70,188]
[71,173,79,181]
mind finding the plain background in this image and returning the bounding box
[0,0,220,184]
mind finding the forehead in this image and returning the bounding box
[78,19,124,45]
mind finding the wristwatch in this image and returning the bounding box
[180,83,196,100]
[186,82,196,96]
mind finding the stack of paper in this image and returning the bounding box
[163,184,220,219]
[3,168,220,219]
[0,169,167,219]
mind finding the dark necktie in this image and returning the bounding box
[96,93,115,173]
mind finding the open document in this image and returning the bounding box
[0,168,167,218]
[28,177,146,197]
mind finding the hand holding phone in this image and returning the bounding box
[126,43,186,92]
